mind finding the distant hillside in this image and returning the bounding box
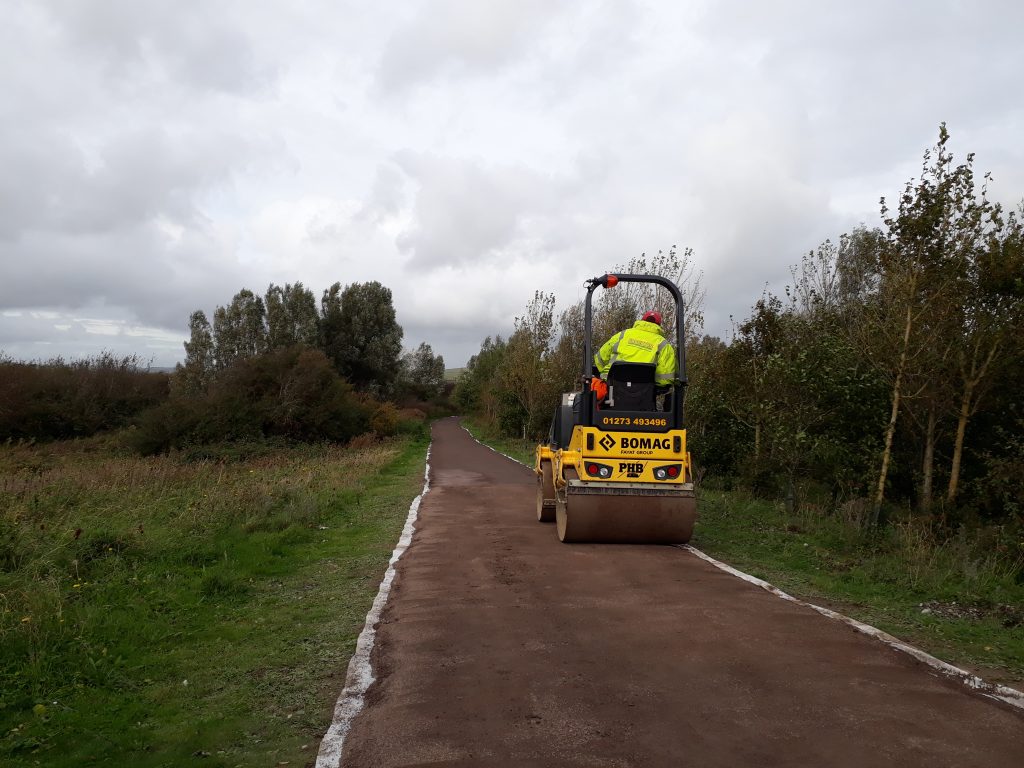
[444,367,465,382]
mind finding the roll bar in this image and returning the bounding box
[582,273,688,429]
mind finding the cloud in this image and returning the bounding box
[376,0,555,93]
[393,153,563,269]
[679,110,838,326]
[2,0,1023,369]
[42,0,275,94]
[0,117,265,330]
[0,2,283,351]
[0,306,185,365]
[0,123,255,239]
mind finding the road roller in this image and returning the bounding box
[535,273,697,544]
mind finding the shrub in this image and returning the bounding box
[370,401,400,436]
[129,346,370,453]
[395,407,429,440]
[0,353,170,441]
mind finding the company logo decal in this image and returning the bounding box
[620,437,671,450]
[619,462,644,478]
[598,434,616,451]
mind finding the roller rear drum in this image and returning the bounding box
[536,460,556,522]
[557,468,697,544]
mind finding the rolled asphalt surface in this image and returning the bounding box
[339,418,1024,767]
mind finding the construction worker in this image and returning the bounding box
[594,310,677,388]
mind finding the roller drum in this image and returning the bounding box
[557,468,697,544]
[536,461,556,522]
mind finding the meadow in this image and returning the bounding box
[1,433,428,766]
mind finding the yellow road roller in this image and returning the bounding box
[535,273,697,544]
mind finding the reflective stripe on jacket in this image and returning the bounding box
[594,319,677,383]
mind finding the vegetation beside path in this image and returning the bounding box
[464,419,1024,687]
[461,418,535,466]
[1,434,428,767]
[694,490,1024,688]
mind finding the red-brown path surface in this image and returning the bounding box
[341,418,1024,767]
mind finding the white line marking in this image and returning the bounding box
[460,423,530,467]
[315,443,432,768]
[460,425,1024,711]
[683,545,1024,712]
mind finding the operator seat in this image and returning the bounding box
[606,362,656,411]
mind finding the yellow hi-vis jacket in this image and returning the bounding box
[594,319,677,384]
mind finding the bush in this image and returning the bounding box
[129,346,371,453]
[370,401,400,436]
[396,408,429,440]
[0,353,170,441]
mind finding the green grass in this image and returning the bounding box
[0,433,428,766]
[691,490,1024,686]
[461,417,1024,687]
[460,418,535,466]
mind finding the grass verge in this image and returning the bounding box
[0,433,428,766]
[693,489,1024,687]
[461,418,1024,687]
[460,419,534,466]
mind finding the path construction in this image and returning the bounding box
[336,418,1024,767]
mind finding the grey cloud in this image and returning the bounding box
[0,3,280,339]
[696,0,1024,179]
[393,153,566,269]
[0,308,184,366]
[42,0,275,94]
[376,0,554,92]
[400,324,511,372]
[3,0,1023,370]
[1,219,250,330]
[357,163,409,223]
[0,124,254,239]
[0,119,265,330]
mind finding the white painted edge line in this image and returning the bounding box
[315,443,433,768]
[460,424,1024,712]
[682,544,1024,712]
[460,423,531,467]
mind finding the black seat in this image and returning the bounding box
[606,362,656,411]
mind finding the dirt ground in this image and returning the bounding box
[340,418,1024,767]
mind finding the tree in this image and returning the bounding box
[594,247,705,346]
[133,347,369,453]
[946,206,1024,502]
[499,291,557,438]
[174,310,215,395]
[328,281,403,393]
[790,240,844,318]
[265,282,320,350]
[546,301,587,395]
[719,295,784,486]
[850,126,980,516]
[212,289,268,369]
[453,335,507,422]
[321,282,345,368]
[401,342,446,399]
[684,334,747,479]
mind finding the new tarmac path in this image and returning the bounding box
[339,418,1024,767]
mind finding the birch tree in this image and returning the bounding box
[500,291,556,438]
[862,126,975,516]
[946,207,1024,501]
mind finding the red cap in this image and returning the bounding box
[642,311,662,326]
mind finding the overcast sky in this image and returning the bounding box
[2,0,1022,369]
